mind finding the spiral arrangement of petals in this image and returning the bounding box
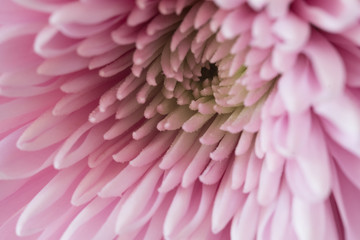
[1,0,360,239]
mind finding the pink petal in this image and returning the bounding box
[332,163,360,240]
[292,197,326,240]
[212,164,246,233]
[231,192,260,240]
[16,163,86,236]
[303,31,345,99]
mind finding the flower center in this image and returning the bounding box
[101,1,279,135]
[199,63,218,82]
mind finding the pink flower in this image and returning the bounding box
[1,0,360,239]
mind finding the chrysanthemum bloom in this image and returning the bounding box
[1,0,360,239]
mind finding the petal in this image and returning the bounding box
[295,117,331,200]
[292,197,326,240]
[0,168,56,226]
[0,126,58,179]
[114,164,163,233]
[231,192,260,240]
[16,163,86,236]
[332,163,360,240]
[272,12,310,52]
[270,183,291,240]
[213,0,246,10]
[329,141,360,190]
[303,31,345,99]
[257,159,283,206]
[50,1,131,25]
[278,56,318,113]
[212,164,246,233]
[61,198,116,240]
[295,0,360,32]
[315,91,360,156]
[163,183,196,237]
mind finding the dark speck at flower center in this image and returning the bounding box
[199,63,218,81]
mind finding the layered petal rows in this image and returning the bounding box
[1,0,360,239]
